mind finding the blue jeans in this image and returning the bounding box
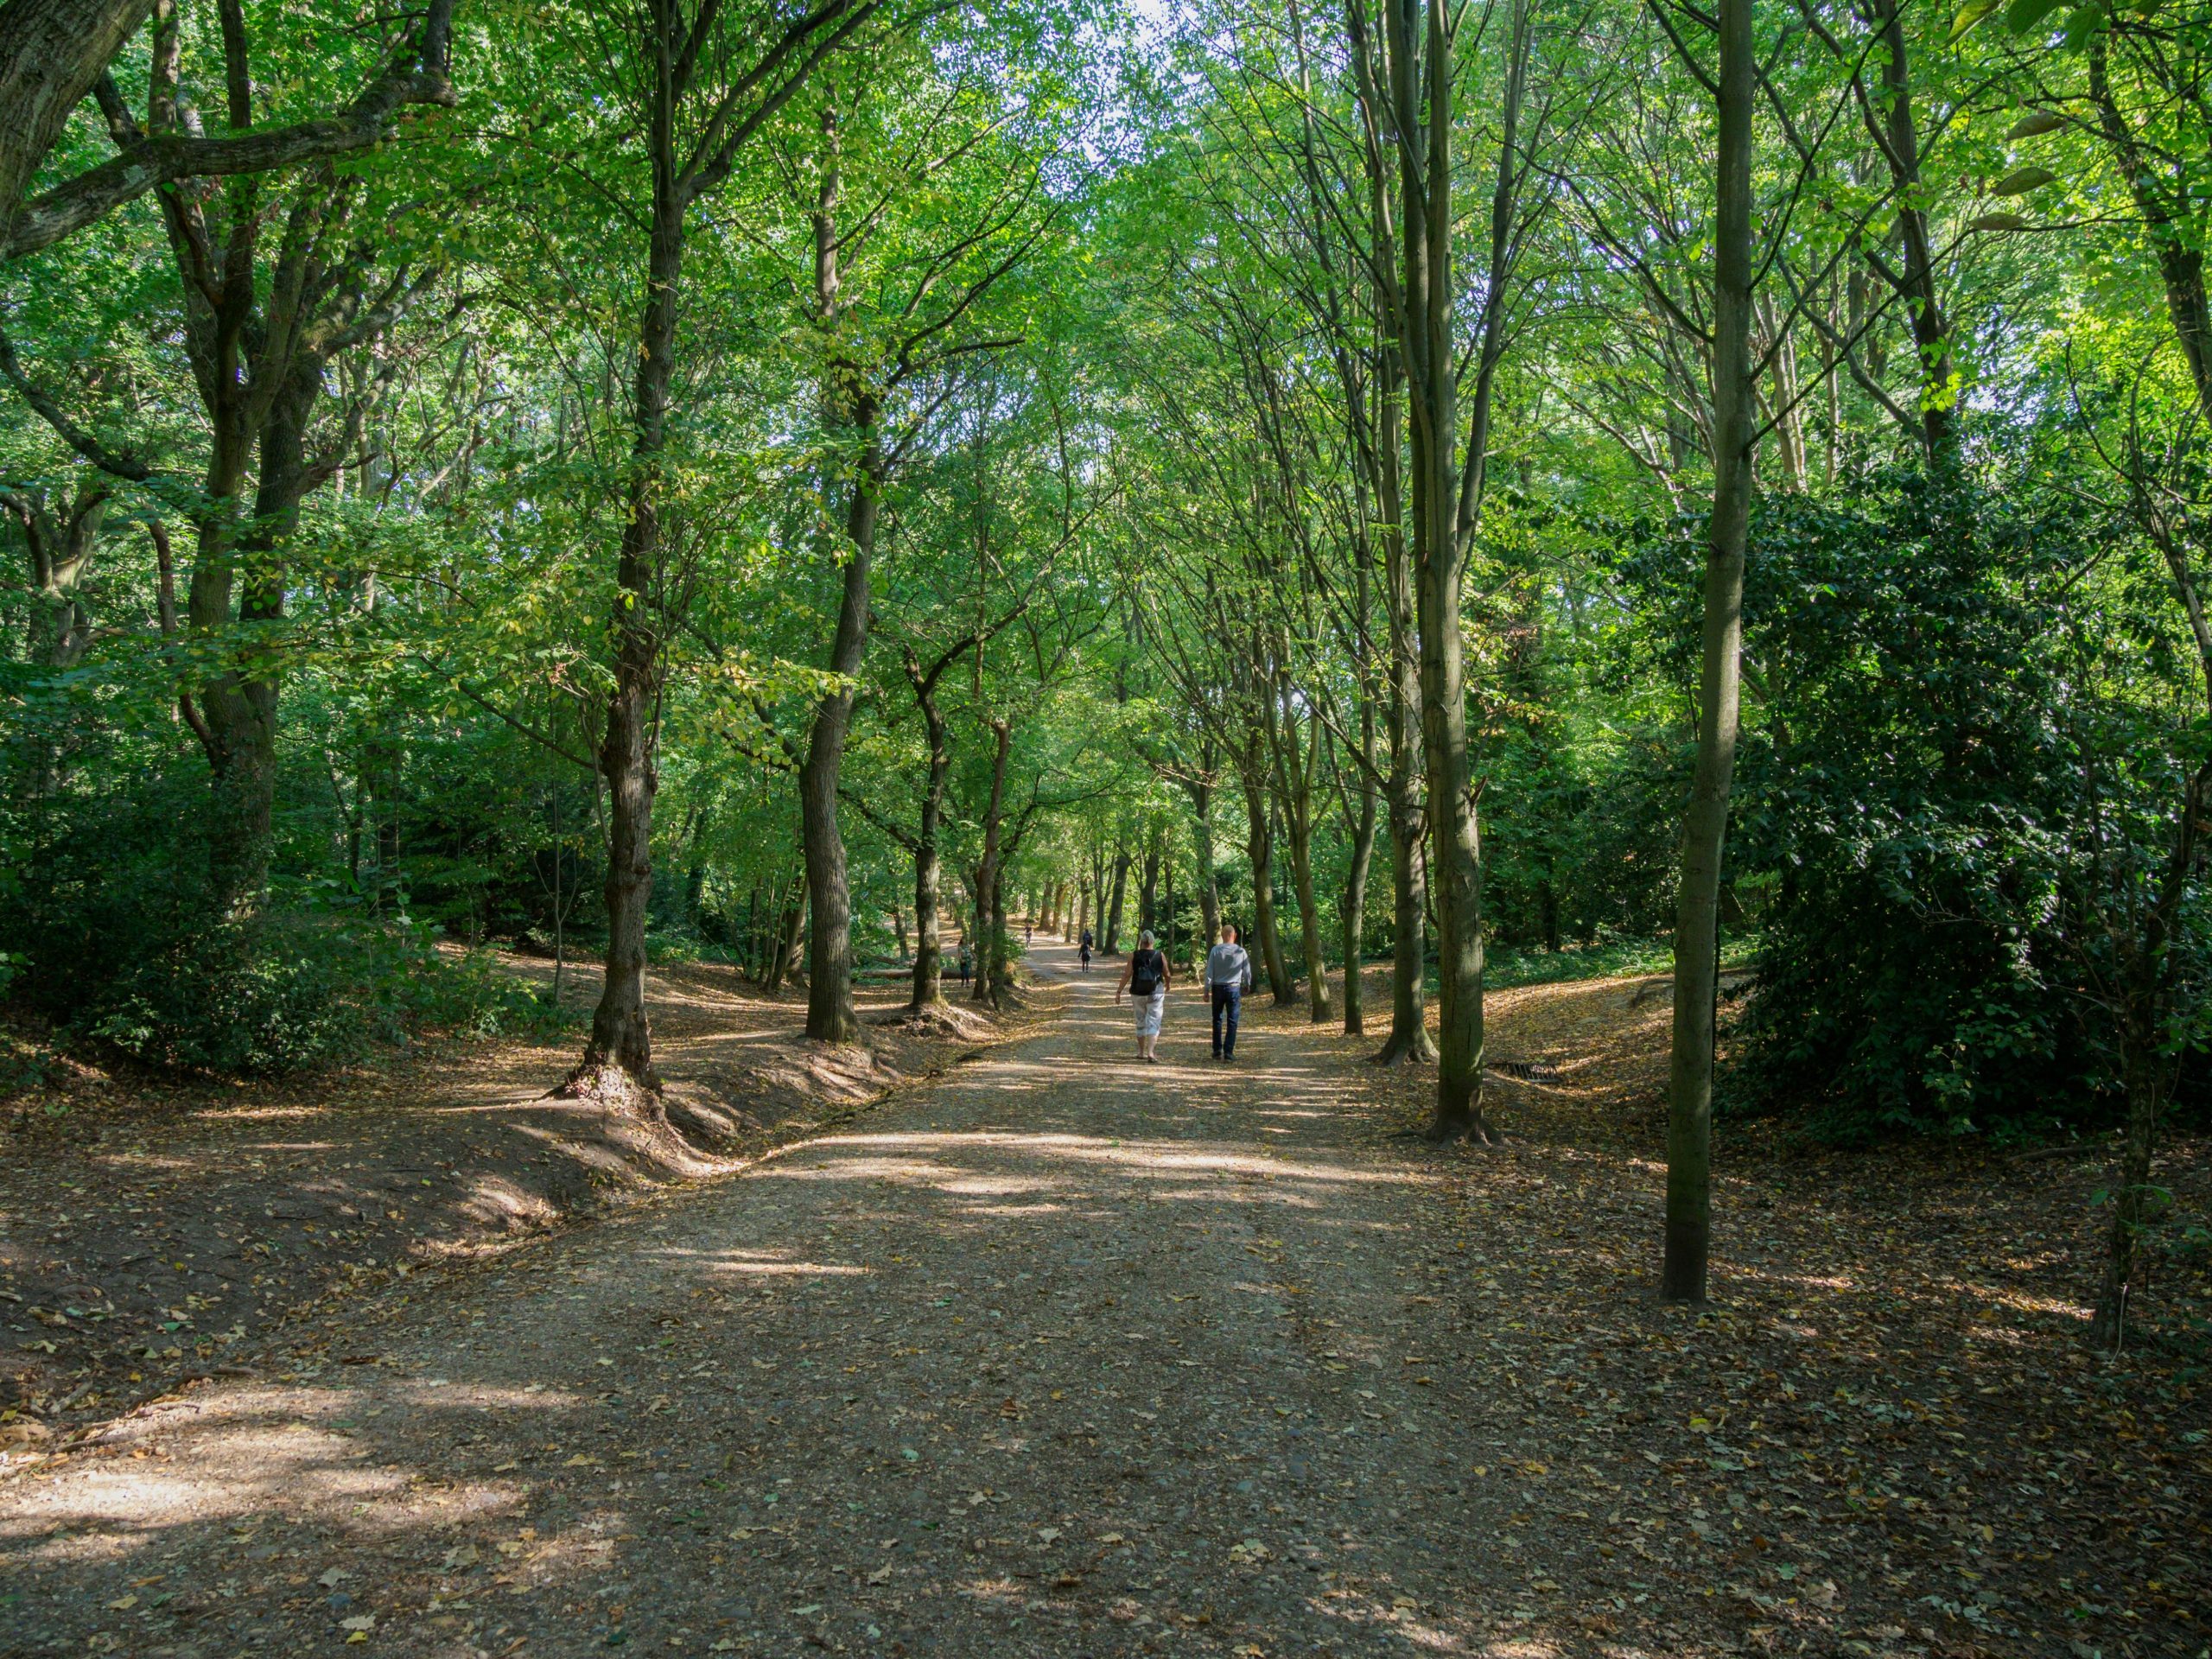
[1211,984,1242,1056]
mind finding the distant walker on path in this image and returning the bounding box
[1116,930,1173,1063]
[1205,923,1254,1060]
[1079,926,1093,973]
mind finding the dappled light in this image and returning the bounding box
[2,0,2209,1650]
[9,946,2193,1657]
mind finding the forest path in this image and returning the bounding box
[2,942,1532,1658]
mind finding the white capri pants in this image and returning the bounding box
[1134,987,1166,1036]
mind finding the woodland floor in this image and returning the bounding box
[0,952,1019,1429]
[0,941,2206,1659]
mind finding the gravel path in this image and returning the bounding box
[2,945,1527,1658]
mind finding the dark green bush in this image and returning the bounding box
[84,912,569,1076]
[0,758,572,1077]
[1624,469,2207,1140]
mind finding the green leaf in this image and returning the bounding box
[2004,111,2069,139]
[2004,0,2067,32]
[1951,0,2006,37]
[1968,212,2033,231]
[1990,166,2059,196]
[2060,1,2108,46]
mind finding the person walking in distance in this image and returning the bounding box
[1115,929,1173,1063]
[1079,925,1093,974]
[1206,923,1254,1060]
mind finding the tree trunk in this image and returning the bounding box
[767,872,806,993]
[988,871,1014,1003]
[1240,764,1293,1003]
[1164,854,1177,971]
[1869,0,1954,460]
[2091,1003,2165,1349]
[905,658,956,1013]
[1364,0,1529,1142]
[798,450,875,1042]
[1370,276,1432,1065]
[798,105,875,1046]
[2083,35,2212,1343]
[1185,775,1222,945]
[1341,760,1376,1037]
[1662,0,1754,1302]
[570,127,684,1096]
[1103,844,1131,952]
[682,808,711,930]
[1275,708,1333,1025]
[910,841,944,1012]
[970,719,1011,1007]
[1137,834,1162,934]
[1415,556,1488,1139]
[1375,775,1433,1062]
[1282,779,1331,1022]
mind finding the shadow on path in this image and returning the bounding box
[2,943,1570,1658]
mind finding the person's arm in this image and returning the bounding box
[1114,962,1132,1000]
[1241,950,1253,991]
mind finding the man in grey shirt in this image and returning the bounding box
[1205,923,1255,1060]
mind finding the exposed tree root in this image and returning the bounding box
[875,1000,995,1041]
[552,1060,663,1115]
[1370,1030,1439,1065]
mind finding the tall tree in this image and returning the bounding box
[1662,0,1756,1303]
[1350,0,1542,1141]
[566,0,880,1099]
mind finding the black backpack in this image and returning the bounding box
[1129,949,1163,995]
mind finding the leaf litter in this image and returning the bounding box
[0,944,2199,1657]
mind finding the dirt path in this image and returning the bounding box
[1,944,2203,1658]
[0,946,1522,1657]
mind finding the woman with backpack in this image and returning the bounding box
[1114,929,1172,1062]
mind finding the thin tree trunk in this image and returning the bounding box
[911,842,944,1011]
[1276,705,1334,1025]
[1662,0,1755,1302]
[767,871,807,993]
[1283,779,1331,1022]
[571,128,683,1096]
[1363,0,1529,1141]
[1137,834,1162,934]
[988,872,1014,1003]
[1241,762,1293,1003]
[1185,775,1222,945]
[1341,756,1376,1037]
[798,454,874,1041]
[1103,843,1131,952]
[970,719,1011,1006]
[1869,0,1954,459]
[904,654,957,1013]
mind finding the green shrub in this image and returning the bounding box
[1624,471,2209,1140]
[84,912,572,1077]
